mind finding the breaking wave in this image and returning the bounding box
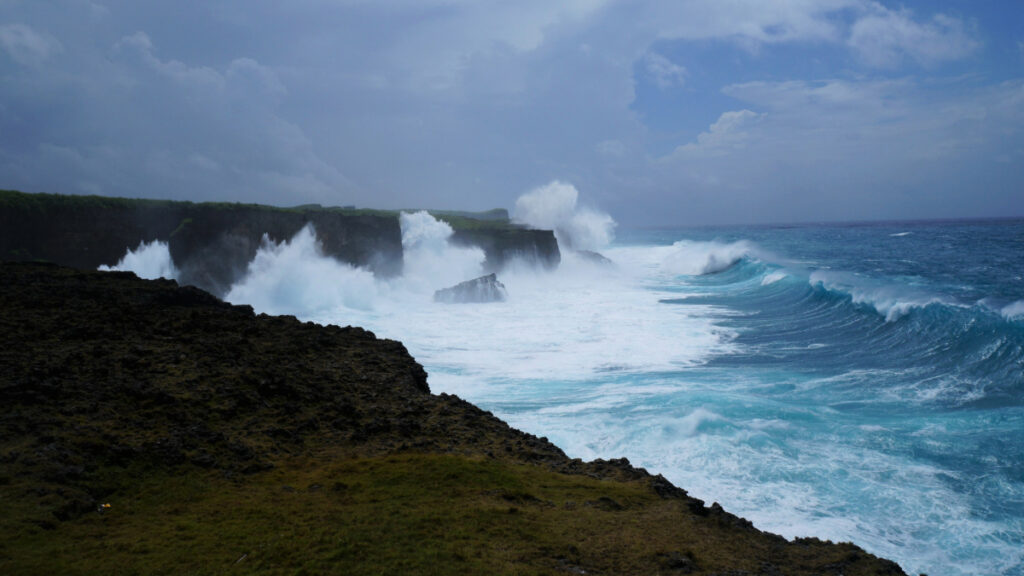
[660,239,757,276]
[513,180,616,251]
[225,224,377,316]
[98,239,178,280]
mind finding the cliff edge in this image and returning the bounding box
[0,190,561,296]
[0,263,906,575]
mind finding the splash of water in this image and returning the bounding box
[98,240,178,280]
[224,224,378,316]
[513,180,616,251]
[661,240,755,276]
[399,211,486,293]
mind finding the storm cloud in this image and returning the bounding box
[1,0,1020,225]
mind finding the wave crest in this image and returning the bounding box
[808,270,952,322]
[662,240,756,276]
[1002,300,1024,321]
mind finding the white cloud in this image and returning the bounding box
[645,0,860,46]
[649,77,1024,223]
[0,23,62,67]
[672,110,764,157]
[643,52,686,88]
[848,4,979,68]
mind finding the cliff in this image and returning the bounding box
[0,263,906,575]
[0,190,560,295]
[450,226,561,272]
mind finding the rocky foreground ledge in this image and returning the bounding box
[0,262,907,575]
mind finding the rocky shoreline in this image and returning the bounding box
[0,190,560,296]
[0,262,907,575]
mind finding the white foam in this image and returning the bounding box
[399,211,486,293]
[493,387,1021,576]
[661,239,754,275]
[761,270,788,285]
[98,240,179,280]
[1002,300,1024,320]
[215,214,735,385]
[224,224,378,316]
[809,270,951,322]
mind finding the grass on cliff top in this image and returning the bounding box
[0,189,515,231]
[0,451,890,576]
[2,452,703,575]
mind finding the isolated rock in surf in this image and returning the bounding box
[434,273,508,303]
[575,249,613,266]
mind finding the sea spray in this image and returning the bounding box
[98,240,178,280]
[661,239,756,276]
[225,224,377,316]
[220,211,491,319]
[399,211,486,293]
[513,181,615,251]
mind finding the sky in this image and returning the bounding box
[1,0,1022,226]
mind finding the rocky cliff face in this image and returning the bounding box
[0,191,189,271]
[0,190,561,295]
[0,191,403,295]
[165,205,404,295]
[450,227,560,272]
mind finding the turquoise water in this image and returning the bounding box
[448,219,1024,575]
[109,216,1024,574]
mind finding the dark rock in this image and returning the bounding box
[0,190,403,296]
[0,190,564,297]
[574,250,613,266]
[450,227,560,272]
[433,273,508,303]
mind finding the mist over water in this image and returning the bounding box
[99,208,1024,576]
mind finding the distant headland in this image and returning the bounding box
[0,189,560,296]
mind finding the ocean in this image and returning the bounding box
[107,214,1024,575]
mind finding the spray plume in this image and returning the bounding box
[513,181,615,252]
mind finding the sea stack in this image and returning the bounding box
[433,273,508,303]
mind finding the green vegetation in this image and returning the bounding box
[0,451,895,575]
[0,188,185,212]
[0,188,515,232]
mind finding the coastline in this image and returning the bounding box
[0,262,907,574]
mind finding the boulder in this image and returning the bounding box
[434,273,508,303]
[575,250,613,266]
